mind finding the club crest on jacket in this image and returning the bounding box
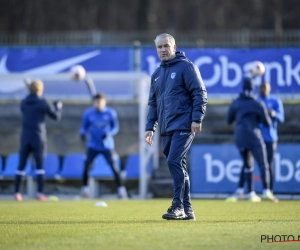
[171,72,176,79]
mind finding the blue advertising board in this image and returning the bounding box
[0,47,300,97]
[0,47,132,73]
[0,47,133,98]
[142,48,300,95]
[190,144,300,194]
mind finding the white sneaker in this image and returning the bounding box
[225,196,237,202]
[226,192,244,202]
[262,191,279,203]
[247,192,261,203]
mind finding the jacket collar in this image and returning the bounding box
[160,51,186,67]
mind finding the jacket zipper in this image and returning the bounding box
[161,67,168,134]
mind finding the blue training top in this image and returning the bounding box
[80,106,119,151]
[227,92,271,150]
[258,95,285,142]
[21,94,61,143]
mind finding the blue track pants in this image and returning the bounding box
[162,131,194,212]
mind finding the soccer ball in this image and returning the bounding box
[249,61,265,77]
[69,65,86,80]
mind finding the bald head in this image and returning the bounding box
[259,81,271,97]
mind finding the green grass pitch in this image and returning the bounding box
[0,199,299,250]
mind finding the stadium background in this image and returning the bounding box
[0,0,300,197]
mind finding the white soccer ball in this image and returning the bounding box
[249,61,265,77]
[69,65,86,80]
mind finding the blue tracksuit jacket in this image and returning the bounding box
[145,51,207,136]
[21,94,61,143]
[227,92,271,149]
[258,95,284,142]
[80,106,119,151]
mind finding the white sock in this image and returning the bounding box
[236,188,244,194]
[118,186,128,198]
[263,189,271,194]
[249,191,256,197]
[81,186,89,193]
[120,170,127,179]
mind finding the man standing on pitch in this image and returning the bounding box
[258,81,284,201]
[15,80,62,201]
[227,80,282,203]
[145,34,207,220]
[80,93,128,199]
[227,78,277,202]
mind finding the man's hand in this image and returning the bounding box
[269,109,276,117]
[191,122,202,135]
[24,78,31,89]
[145,131,154,145]
[54,101,63,109]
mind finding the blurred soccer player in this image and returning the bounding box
[145,34,207,220]
[15,80,62,201]
[258,81,284,200]
[226,78,276,202]
[231,81,283,203]
[80,93,128,199]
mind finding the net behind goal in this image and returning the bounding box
[0,71,159,198]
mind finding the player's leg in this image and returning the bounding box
[82,148,98,197]
[251,143,269,190]
[32,141,46,200]
[238,150,248,191]
[241,149,260,202]
[241,150,254,194]
[161,135,177,218]
[238,164,245,192]
[265,142,276,191]
[263,141,278,202]
[237,150,253,196]
[226,161,245,202]
[181,154,196,221]
[162,132,194,220]
[226,148,255,202]
[102,150,128,199]
[15,143,31,201]
[251,142,277,202]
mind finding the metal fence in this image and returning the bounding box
[0,30,300,47]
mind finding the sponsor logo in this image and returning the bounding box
[146,54,300,88]
[0,50,101,93]
[155,76,160,81]
[204,152,300,183]
[190,144,300,193]
[0,50,101,74]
